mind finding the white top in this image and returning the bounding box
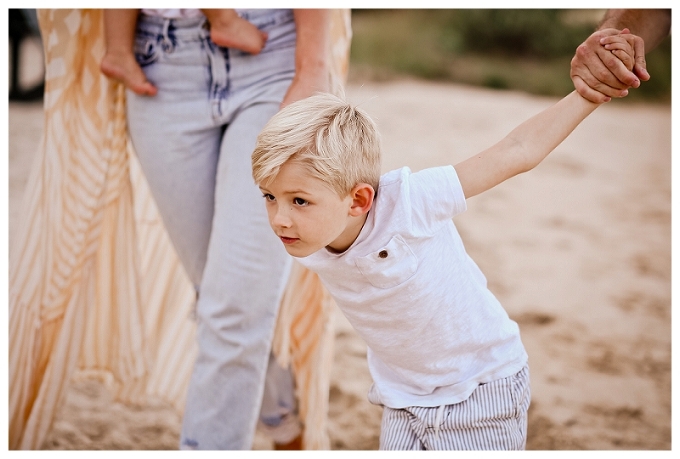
[140,9,205,19]
[140,9,254,19]
[296,166,528,408]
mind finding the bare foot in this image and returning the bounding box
[208,17,268,54]
[100,51,157,96]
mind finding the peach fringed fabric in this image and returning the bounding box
[9,9,351,450]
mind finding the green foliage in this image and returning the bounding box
[349,10,452,80]
[450,9,594,58]
[633,36,672,101]
[483,74,509,90]
[349,9,671,103]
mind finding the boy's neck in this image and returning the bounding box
[326,211,370,254]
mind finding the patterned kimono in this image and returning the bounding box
[9,9,351,450]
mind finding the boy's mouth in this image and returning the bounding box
[279,236,299,245]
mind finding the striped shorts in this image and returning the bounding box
[379,366,530,450]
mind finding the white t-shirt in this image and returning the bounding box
[140,9,205,19]
[139,9,253,19]
[296,166,528,409]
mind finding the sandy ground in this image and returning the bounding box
[8,67,671,449]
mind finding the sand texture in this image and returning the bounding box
[8,78,671,450]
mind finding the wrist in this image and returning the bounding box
[294,60,330,89]
[598,9,627,31]
[296,54,330,74]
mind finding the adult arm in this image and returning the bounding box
[600,9,671,66]
[454,92,598,199]
[571,9,671,103]
[280,9,332,108]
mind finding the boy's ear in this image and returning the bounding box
[348,183,374,217]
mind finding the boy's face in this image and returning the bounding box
[259,161,366,258]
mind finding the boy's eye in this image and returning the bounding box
[293,197,308,206]
[263,193,275,202]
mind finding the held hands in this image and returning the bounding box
[571,28,645,103]
[601,32,636,72]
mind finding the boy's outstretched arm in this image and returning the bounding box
[454,91,599,199]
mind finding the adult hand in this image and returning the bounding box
[279,9,332,109]
[280,66,330,109]
[571,28,645,103]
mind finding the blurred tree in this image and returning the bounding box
[450,9,594,57]
[349,9,671,102]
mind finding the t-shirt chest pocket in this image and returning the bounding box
[355,235,419,289]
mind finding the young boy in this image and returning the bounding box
[100,9,268,96]
[251,37,636,450]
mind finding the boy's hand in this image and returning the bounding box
[601,30,636,73]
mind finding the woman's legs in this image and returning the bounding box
[180,99,293,449]
[127,11,300,449]
[125,16,224,289]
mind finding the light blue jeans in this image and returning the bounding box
[126,10,299,449]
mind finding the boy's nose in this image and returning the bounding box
[272,207,292,228]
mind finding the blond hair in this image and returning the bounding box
[252,92,382,197]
